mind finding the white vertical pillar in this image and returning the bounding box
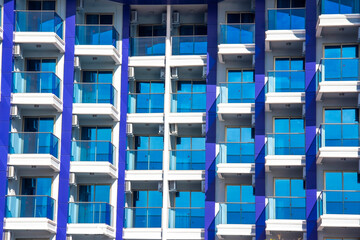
[161,4,172,240]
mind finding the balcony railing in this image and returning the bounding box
[171,93,206,112]
[75,25,119,47]
[124,207,162,228]
[71,141,115,164]
[266,133,305,155]
[169,150,205,170]
[169,207,204,228]
[68,202,113,225]
[9,132,59,158]
[172,36,207,55]
[216,203,255,225]
[128,93,164,113]
[317,58,359,86]
[12,71,61,98]
[266,70,305,93]
[130,37,166,56]
[219,24,255,44]
[219,82,255,103]
[318,123,360,147]
[266,197,306,220]
[318,191,360,216]
[6,195,55,220]
[15,10,63,38]
[217,142,255,164]
[319,0,360,14]
[73,83,117,107]
[268,8,305,30]
[126,150,163,170]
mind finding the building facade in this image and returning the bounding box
[0,0,359,240]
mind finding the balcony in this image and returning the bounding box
[266,197,306,232]
[317,0,360,36]
[168,207,204,239]
[70,141,116,178]
[217,82,255,121]
[11,72,62,111]
[75,25,120,64]
[170,36,207,66]
[14,11,64,52]
[216,203,255,238]
[125,150,163,181]
[8,132,60,171]
[130,37,166,56]
[316,58,359,100]
[73,83,119,121]
[67,202,115,237]
[123,207,162,239]
[266,8,305,51]
[216,142,255,177]
[169,93,206,124]
[317,123,360,163]
[265,70,305,111]
[317,191,360,230]
[124,207,162,228]
[172,36,207,55]
[218,24,255,63]
[4,195,56,233]
[168,150,205,181]
[265,133,305,171]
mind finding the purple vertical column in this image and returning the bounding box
[56,0,76,239]
[116,4,130,240]
[205,2,217,240]
[0,0,14,236]
[305,0,317,239]
[255,0,266,239]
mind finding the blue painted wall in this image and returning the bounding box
[255,0,266,239]
[116,4,130,240]
[56,0,76,239]
[305,0,317,239]
[205,2,217,240]
[0,0,14,236]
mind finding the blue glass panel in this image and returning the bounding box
[324,46,341,58]
[175,192,190,208]
[226,186,241,202]
[130,37,166,56]
[275,118,289,133]
[6,196,55,220]
[15,11,63,38]
[227,128,240,142]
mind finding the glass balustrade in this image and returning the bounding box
[15,11,63,38]
[124,207,162,228]
[12,72,61,98]
[169,150,205,170]
[9,132,59,158]
[6,195,55,220]
[126,150,163,170]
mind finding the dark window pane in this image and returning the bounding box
[86,14,99,24]
[180,25,194,36]
[227,13,241,23]
[153,25,166,36]
[241,13,255,23]
[138,25,153,37]
[277,0,290,8]
[100,15,113,25]
[43,1,56,10]
[292,0,305,8]
[28,1,42,10]
[195,25,207,35]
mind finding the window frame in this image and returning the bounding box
[85,13,114,25]
[225,11,255,24]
